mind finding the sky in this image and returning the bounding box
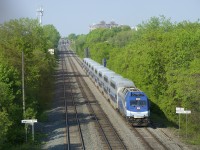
[0,0,200,36]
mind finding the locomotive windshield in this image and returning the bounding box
[130,100,147,106]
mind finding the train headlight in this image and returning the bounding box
[137,107,140,110]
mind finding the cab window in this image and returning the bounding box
[130,100,146,106]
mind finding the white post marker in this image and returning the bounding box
[183,110,191,140]
[176,108,191,139]
[21,119,37,141]
[176,107,184,138]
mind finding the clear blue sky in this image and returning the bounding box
[0,0,199,36]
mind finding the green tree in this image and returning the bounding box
[0,82,14,147]
[0,110,12,147]
[0,18,60,147]
[43,24,60,49]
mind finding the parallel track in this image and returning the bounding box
[60,46,85,150]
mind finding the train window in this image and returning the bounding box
[130,100,146,106]
[110,82,116,89]
[99,73,102,78]
[104,77,108,82]
[122,88,128,95]
[139,101,146,106]
[131,93,144,97]
[130,101,137,106]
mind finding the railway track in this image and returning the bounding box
[60,47,85,150]
[67,52,127,150]
[132,126,168,150]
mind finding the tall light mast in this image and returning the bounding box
[37,6,44,25]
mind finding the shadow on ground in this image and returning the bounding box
[149,100,178,129]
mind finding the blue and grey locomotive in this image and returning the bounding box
[83,58,150,126]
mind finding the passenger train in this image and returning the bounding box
[83,58,150,126]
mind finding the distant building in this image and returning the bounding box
[89,21,119,31]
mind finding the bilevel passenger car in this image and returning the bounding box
[98,70,115,92]
[82,58,150,126]
[102,72,122,99]
[94,67,109,87]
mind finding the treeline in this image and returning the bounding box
[0,18,60,148]
[68,16,200,145]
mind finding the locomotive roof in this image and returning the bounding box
[119,87,142,97]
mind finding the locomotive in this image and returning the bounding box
[83,58,150,126]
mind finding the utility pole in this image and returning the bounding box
[22,50,25,118]
[22,50,27,142]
